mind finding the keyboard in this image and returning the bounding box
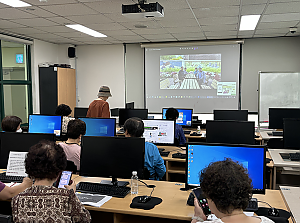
[0,173,25,183]
[76,182,131,198]
[172,153,186,159]
[184,130,191,134]
[160,151,170,157]
[244,198,258,212]
[289,153,300,161]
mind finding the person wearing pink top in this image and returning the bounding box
[59,119,86,171]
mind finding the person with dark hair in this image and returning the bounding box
[55,104,73,134]
[1,116,22,132]
[165,108,186,145]
[124,117,166,180]
[86,86,112,118]
[59,119,86,170]
[12,140,91,223]
[191,158,274,223]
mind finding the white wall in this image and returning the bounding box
[31,39,75,113]
[76,44,125,110]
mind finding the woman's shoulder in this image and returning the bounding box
[256,216,275,223]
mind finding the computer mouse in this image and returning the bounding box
[138,196,151,203]
[268,207,280,217]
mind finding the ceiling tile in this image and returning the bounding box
[141,33,175,40]
[166,26,202,33]
[254,33,286,38]
[24,0,78,5]
[242,0,268,5]
[257,21,298,29]
[28,33,67,39]
[0,3,10,8]
[102,13,140,23]
[201,24,238,32]
[55,32,93,38]
[45,17,74,25]
[0,8,37,19]
[3,27,48,35]
[265,2,300,14]
[163,9,195,20]
[39,3,99,16]
[261,13,300,22]
[119,20,162,29]
[0,20,26,29]
[193,6,240,18]
[206,35,237,39]
[157,19,199,28]
[17,6,59,17]
[102,29,137,36]
[114,35,147,41]
[36,26,73,33]
[172,32,205,39]
[238,30,255,37]
[269,0,300,3]
[87,23,128,31]
[188,0,240,8]
[157,0,189,10]
[84,1,132,14]
[11,18,58,27]
[66,14,114,25]
[241,4,266,15]
[205,31,238,37]
[68,37,110,43]
[132,28,169,35]
[255,28,289,34]
[198,16,239,25]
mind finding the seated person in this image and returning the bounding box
[12,140,91,223]
[59,119,86,171]
[55,104,73,134]
[165,108,186,145]
[0,178,32,201]
[191,158,274,223]
[124,117,166,180]
[1,116,22,132]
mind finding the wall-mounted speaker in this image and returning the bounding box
[68,47,76,58]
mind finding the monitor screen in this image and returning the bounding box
[16,54,24,64]
[142,119,175,145]
[162,108,193,127]
[126,102,134,109]
[283,118,300,149]
[206,120,255,145]
[214,110,248,121]
[28,115,62,136]
[119,109,148,126]
[79,117,116,137]
[186,143,266,194]
[269,108,300,129]
[0,132,55,169]
[74,107,89,118]
[80,136,145,181]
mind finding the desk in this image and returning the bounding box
[73,176,292,223]
[268,149,300,189]
[260,131,282,144]
[279,186,300,223]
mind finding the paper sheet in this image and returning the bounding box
[76,192,112,208]
[6,151,27,177]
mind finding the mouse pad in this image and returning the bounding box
[130,196,162,210]
[255,207,291,220]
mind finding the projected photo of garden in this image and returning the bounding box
[160,54,221,90]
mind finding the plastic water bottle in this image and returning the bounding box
[131,171,139,195]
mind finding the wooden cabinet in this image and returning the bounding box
[39,67,76,116]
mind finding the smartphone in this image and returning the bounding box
[191,187,211,216]
[56,171,72,189]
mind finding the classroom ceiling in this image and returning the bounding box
[0,0,299,45]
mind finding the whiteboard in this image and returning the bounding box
[259,72,300,126]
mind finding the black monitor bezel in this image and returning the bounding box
[283,118,300,149]
[118,108,148,126]
[28,114,62,137]
[269,108,300,129]
[213,109,248,121]
[142,119,176,146]
[78,117,116,137]
[74,107,89,119]
[185,142,266,194]
[125,102,134,109]
[162,108,193,127]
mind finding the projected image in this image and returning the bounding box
[160,54,221,90]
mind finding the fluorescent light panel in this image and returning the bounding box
[0,0,31,7]
[66,24,107,38]
[239,15,260,31]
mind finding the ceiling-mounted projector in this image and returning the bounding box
[122,1,164,19]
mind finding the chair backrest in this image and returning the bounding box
[66,160,77,174]
[0,214,13,223]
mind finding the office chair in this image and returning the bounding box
[267,138,283,149]
[66,161,77,174]
[0,214,13,223]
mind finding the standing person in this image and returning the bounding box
[165,108,186,146]
[1,116,22,132]
[12,140,91,223]
[86,86,112,118]
[55,104,73,134]
[178,66,185,86]
[191,159,274,223]
[59,119,86,171]
[124,118,166,180]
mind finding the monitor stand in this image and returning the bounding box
[100,177,129,187]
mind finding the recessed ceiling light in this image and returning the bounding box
[0,0,31,7]
[239,15,260,31]
[66,24,107,38]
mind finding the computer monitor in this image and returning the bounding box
[125,102,134,109]
[142,119,175,145]
[78,117,116,137]
[206,120,255,145]
[269,108,300,129]
[74,107,89,118]
[0,132,55,169]
[110,108,119,117]
[118,109,148,126]
[162,108,193,127]
[283,118,300,149]
[186,143,266,194]
[80,136,145,186]
[28,114,62,136]
[214,110,248,121]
